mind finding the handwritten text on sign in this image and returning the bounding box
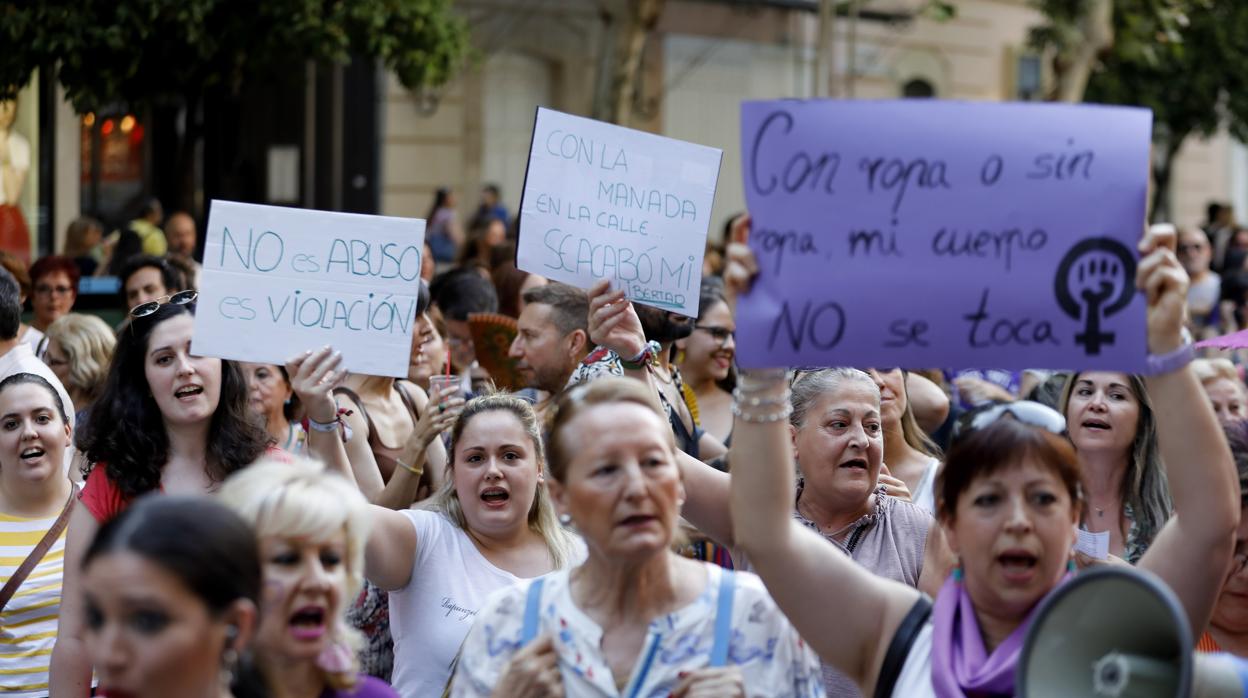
[192,201,425,377]
[517,107,722,317]
[736,100,1152,371]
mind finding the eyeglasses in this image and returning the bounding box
[952,400,1068,444]
[694,325,734,347]
[34,284,74,297]
[130,290,198,318]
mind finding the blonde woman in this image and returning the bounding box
[363,393,582,696]
[218,456,399,697]
[42,313,115,423]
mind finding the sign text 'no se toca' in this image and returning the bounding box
[736,99,1152,372]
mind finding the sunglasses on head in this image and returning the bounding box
[130,290,198,318]
[952,400,1067,444]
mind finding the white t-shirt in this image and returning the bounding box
[913,457,942,517]
[890,622,934,697]
[18,326,44,357]
[388,509,584,698]
[454,565,825,698]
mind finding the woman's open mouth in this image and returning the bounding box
[839,458,869,471]
[174,385,204,401]
[997,550,1039,582]
[480,487,510,508]
[1081,418,1111,432]
[289,606,326,641]
[618,514,657,528]
[19,447,44,463]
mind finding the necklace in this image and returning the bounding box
[650,364,674,385]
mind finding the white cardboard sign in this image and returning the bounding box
[517,107,722,317]
[192,200,426,377]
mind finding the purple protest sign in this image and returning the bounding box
[736,100,1152,371]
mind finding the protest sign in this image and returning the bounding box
[193,201,425,377]
[737,100,1152,372]
[517,107,722,317]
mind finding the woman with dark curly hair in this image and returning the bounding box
[49,297,271,697]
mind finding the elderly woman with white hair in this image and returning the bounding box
[218,457,399,698]
[1193,357,1248,423]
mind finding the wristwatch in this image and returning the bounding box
[620,340,662,371]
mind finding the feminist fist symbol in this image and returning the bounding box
[1054,238,1136,356]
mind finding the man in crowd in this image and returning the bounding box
[430,267,498,392]
[1179,225,1221,329]
[508,284,615,417]
[106,197,167,275]
[164,211,201,287]
[118,254,184,313]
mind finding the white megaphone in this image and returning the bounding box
[1018,566,1248,697]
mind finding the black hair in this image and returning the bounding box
[483,183,500,197]
[415,279,431,318]
[80,302,269,497]
[0,372,69,425]
[430,267,498,321]
[137,196,164,220]
[117,254,184,304]
[425,186,452,221]
[83,494,260,612]
[0,267,18,341]
[1209,201,1225,224]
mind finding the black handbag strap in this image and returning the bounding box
[874,595,933,698]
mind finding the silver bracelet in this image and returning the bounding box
[732,402,794,423]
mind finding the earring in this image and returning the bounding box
[220,624,240,686]
[1067,558,1077,573]
[558,513,572,526]
[951,558,963,582]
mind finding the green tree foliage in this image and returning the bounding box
[1031,0,1248,218]
[0,0,469,110]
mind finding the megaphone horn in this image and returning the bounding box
[1018,566,1248,697]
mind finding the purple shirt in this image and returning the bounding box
[322,675,399,698]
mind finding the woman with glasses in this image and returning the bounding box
[28,255,79,341]
[726,223,1238,696]
[1059,370,1168,564]
[677,286,736,447]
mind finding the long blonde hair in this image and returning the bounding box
[419,393,577,568]
[216,456,371,691]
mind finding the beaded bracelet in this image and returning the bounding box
[731,388,790,407]
[732,402,794,423]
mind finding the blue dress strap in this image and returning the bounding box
[709,570,735,667]
[520,577,546,646]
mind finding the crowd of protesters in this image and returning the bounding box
[0,181,1243,698]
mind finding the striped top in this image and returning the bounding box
[0,509,67,697]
